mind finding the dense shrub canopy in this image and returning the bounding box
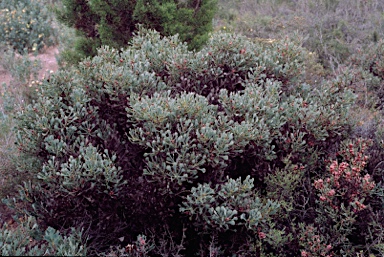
[12,29,383,256]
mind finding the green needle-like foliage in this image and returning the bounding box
[56,0,217,64]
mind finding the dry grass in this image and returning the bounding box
[215,0,384,69]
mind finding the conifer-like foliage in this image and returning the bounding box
[55,0,217,63]
[12,29,383,256]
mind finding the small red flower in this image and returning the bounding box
[258,231,266,239]
[327,189,335,197]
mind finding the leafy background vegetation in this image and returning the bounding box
[0,0,383,256]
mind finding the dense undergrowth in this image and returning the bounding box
[0,0,383,256]
[215,0,384,71]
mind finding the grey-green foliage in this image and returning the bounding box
[128,91,233,190]
[38,145,124,195]
[12,28,357,255]
[0,216,86,256]
[180,176,280,231]
[127,72,354,193]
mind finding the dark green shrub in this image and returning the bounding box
[0,0,56,54]
[12,29,372,256]
[55,0,217,65]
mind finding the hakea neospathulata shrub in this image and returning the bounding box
[10,29,383,256]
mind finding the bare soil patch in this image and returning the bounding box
[0,46,59,85]
[30,46,60,78]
